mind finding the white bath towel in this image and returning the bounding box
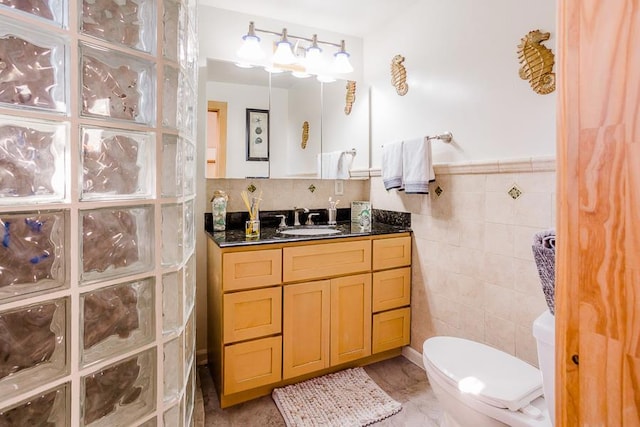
[319,151,344,179]
[382,141,404,190]
[402,137,435,194]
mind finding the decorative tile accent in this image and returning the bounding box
[308,184,316,193]
[435,186,443,197]
[246,184,256,193]
[508,184,523,200]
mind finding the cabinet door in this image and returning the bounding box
[283,280,330,379]
[223,287,282,344]
[224,336,282,395]
[372,267,411,312]
[372,236,411,270]
[330,273,372,366]
[372,307,411,354]
[223,248,282,291]
[283,240,371,282]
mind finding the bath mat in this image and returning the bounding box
[272,367,402,427]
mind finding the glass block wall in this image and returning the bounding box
[0,0,198,425]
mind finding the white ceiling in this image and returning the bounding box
[197,0,419,37]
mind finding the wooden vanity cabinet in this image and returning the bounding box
[371,236,412,353]
[207,233,411,408]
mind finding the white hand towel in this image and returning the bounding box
[402,137,435,194]
[382,141,403,190]
[337,152,354,180]
[320,151,343,179]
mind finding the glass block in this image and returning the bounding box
[0,0,66,25]
[81,348,156,427]
[162,0,181,62]
[162,65,179,129]
[161,134,182,198]
[0,210,67,302]
[182,140,195,197]
[177,78,195,138]
[0,116,67,204]
[137,417,156,427]
[80,126,154,201]
[182,199,194,260]
[163,337,182,402]
[80,43,155,125]
[162,270,182,334]
[163,402,181,427]
[183,255,194,319]
[185,361,194,427]
[0,18,67,113]
[184,309,194,375]
[81,0,156,53]
[0,298,68,399]
[185,27,198,85]
[0,383,68,426]
[80,278,155,367]
[80,205,154,284]
[161,203,183,267]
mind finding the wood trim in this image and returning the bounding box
[207,100,227,178]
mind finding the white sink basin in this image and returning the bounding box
[279,228,341,236]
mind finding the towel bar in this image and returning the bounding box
[426,132,453,143]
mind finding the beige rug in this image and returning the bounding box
[272,367,402,427]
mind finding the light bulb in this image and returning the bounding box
[272,28,297,65]
[332,40,354,74]
[237,22,265,61]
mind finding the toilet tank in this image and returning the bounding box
[533,310,555,426]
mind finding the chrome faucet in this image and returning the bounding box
[306,213,319,225]
[293,207,309,226]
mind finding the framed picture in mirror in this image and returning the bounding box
[246,108,269,161]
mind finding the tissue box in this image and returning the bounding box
[350,201,371,231]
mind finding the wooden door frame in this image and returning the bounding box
[207,100,227,178]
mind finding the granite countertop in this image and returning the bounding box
[204,209,412,248]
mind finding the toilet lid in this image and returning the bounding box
[423,336,544,411]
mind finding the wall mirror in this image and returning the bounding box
[204,59,369,179]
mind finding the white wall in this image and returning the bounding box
[365,0,557,165]
[206,81,271,178]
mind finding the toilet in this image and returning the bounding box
[422,311,555,427]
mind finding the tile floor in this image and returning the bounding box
[198,356,444,426]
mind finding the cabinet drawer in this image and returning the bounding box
[372,236,411,270]
[283,240,371,283]
[224,336,282,395]
[372,307,411,354]
[223,287,282,343]
[223,248,282,291]
[372,267,411,312]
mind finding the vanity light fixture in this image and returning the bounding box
[237,21,354,79]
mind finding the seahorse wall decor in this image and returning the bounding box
[344,80,356,115]
[301,121,309,149]
[517,30,556,95]
[390,54,408,96]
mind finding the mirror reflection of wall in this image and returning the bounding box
[203,59,369,179]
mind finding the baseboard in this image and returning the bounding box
[401,346,425,371]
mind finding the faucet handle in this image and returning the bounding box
[306,212,319,225]
[275,214,287,227]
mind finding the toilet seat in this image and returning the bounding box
[423,336,544,412]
